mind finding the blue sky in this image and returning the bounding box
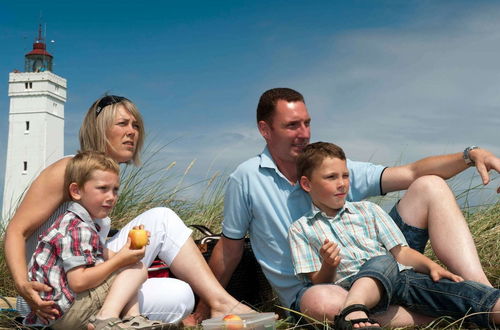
[1,0,499,210]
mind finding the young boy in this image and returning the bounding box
[25,151,171,329]
[288,142,500,329]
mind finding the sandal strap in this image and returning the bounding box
[334,304,381,330]
[89,316,134,330]
[339,304,370,319]
[122,314,174,329]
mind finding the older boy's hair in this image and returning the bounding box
[64,151,120,199]
[297,142,346,179]
[256,88,305,124]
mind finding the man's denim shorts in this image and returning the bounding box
[289,282,312,314]
[389,201,429,253]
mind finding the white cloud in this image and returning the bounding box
[293,3,500,163]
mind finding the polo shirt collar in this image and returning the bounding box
[67,201,100,233]
[260,146,278,170]
[260,147,301,187]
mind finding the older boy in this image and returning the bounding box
[288,142,500,329]
[25,151,171,329]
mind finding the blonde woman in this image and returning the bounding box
[5,95,253,325]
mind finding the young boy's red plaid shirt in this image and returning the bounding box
[25,202,107,326]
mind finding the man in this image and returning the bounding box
[206,88,500,325]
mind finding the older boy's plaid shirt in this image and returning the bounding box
[288,201,411,284]
[25,202,106,325]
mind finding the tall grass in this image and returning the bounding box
[110,141,227,235]
[0,147,498,329]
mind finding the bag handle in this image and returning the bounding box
[189,224,219,237]
[200,235,221,244]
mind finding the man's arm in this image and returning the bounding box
[207,236,245,287]
[381,148,500,194]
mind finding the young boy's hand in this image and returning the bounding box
[429,264,464,283]
[320,239,341,269]
[114,237,146,266]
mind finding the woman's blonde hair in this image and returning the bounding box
[79,95,145,165]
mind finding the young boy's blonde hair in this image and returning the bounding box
[64,151,120,200]
[297,142,346,179]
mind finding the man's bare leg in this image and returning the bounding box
[397,175,492,286]
[299,284,348,322]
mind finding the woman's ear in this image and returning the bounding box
[258,120,271,141]
[300,175,311,192]
[69,182,82,201]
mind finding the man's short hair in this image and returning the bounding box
[64,150,120,199]
[256,88,305,124]
[297,142,346,179]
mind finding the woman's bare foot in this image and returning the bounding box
[210,299,255,318]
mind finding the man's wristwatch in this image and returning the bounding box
[463,146,479,166]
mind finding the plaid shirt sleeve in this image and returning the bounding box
[60,222,101,272]
[288,219,322,278]
[370,203,408,250]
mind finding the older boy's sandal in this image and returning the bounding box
[334,304,382,330]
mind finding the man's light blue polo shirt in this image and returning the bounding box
[222,147,385,307]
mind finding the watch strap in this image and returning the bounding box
[463,146,479,166]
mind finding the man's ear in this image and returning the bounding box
[300,175,311,192]
[258,120,271,141]
[69,182,82,201]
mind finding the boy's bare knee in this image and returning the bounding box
[138,262,148,280]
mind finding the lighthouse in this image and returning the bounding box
[2,25,67,221]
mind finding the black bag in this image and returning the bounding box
[190,225,274,308]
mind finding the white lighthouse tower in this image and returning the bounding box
[2,25,67,221]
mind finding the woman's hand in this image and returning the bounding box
[18,280,59,322]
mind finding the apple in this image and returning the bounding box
[128,229,148,249]
[223,314,243,329]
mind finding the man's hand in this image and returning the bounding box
[471,148,500,193]
[429,265,464,283]
[19,281,59,322]
[320,239,341,269]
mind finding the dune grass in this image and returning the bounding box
[0,149,498,329]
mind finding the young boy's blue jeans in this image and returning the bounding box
[339,254,500,328]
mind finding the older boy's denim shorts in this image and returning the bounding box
[389,201,429,253]
[395,269,500,328]
[340,254,500,328]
